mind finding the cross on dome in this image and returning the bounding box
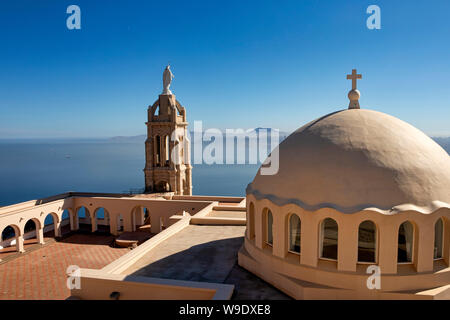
[347,69,362,109]
[347,69,362,90]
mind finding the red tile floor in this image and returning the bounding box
[0,229,129,300]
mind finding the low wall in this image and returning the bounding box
[191,216,246,225]
[172,195,244,203]
[70,269,234,300]
[0,200,38,214]
[212,206,246,211]
[36,191,149,205]
[73,197,214,233]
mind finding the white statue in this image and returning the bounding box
[162,65,174,95]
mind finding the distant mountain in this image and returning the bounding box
[433,137,450,153]
[109,135,146,143]
[190,128,290,141]
[110,129,290,143]
[107,133,449,154]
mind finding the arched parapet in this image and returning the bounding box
[1,224,21,239]
[149,100,160,120]
[61,208,72,222]
[174,100,186,122]
[19,217,42,238]
[149,97,186,123]
[0,224,23,253]
[74,206,91,217]
[40,211,62,227]
[19,217,44,245]
[93,207,111,227]
[246,194,266,250]
[38,211,59,229]
[55,209,65,224]
[41,212,61,237]
[242,194,450,296]
[74,206,92,224]
[63,207,74,217]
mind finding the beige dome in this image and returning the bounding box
[247,109,450,214]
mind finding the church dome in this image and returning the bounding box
[247,109,450,214]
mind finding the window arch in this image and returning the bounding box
[155,135,162,166]
[265,209,273,246]
[398,221,414,263]
[248,202,255,240]
[358,220,377,263]
[164,135,170,166]
[44,212,60,237]
[289,214,301,254]
[320,218,338,260]
[434,218,444,260]
[1,224,20,241]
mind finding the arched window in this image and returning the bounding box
[248,203,255,240]
[320,218,338,260]
[398,221,414,263]
[1,225,18,241]
[44,212,60,237]
[434,218,444,260]
[266,209,273,246]
[155,136,162,166]
[358,220,377,263]
[289,214,301,254]
[62,209,70,221]
[164,135,170,165]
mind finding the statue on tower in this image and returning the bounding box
[162,65,174,95]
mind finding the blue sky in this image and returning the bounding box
[0,0,449,138]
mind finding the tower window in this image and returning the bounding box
[165,135,170,166]
[358,220,377,263]
[398,221,414,263]
[320,218,338,260]
[265,209,273,246]
[248,202,255,240]
[289,214,301,254]
[434,218,444,260]
[155,136,161,166]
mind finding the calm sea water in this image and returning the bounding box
[0,140,259,206]
[0,139,448,207]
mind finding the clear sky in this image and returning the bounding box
[0,0,449,138]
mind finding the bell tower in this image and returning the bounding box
[143,66,192,195]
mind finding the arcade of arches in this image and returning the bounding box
[0,193,212,254]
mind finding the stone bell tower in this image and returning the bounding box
[143,66,192,195]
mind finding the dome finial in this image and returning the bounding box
[346,69,362,109]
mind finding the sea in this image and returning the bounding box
[0,137,449,207]
[0,138,260,207]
